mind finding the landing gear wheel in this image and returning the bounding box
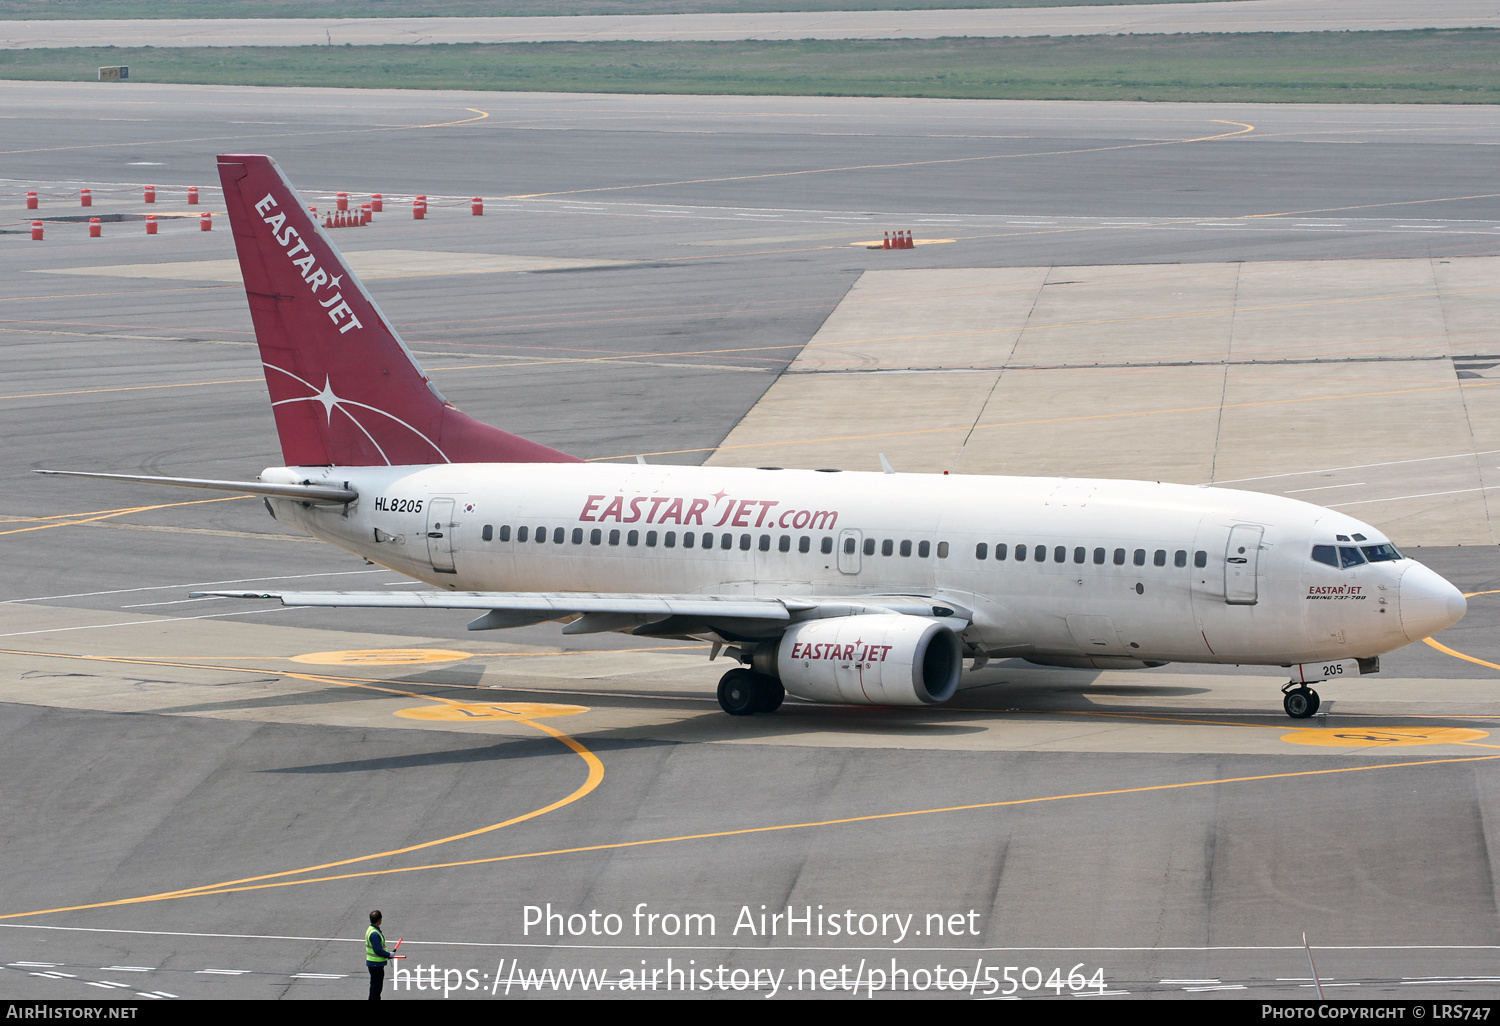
[1283,686,1320,719]
[718,668,760,716]
[754,675,785,714]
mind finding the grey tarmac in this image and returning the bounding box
[2,82,1500,1000]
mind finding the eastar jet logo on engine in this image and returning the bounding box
[253,193,364,336]
[790,641,894,663]
[577,494,839,530]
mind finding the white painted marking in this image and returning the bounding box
[1213,449,1500,486]
[0,605,294,638]
[1161,978,1220,984]
[152,992,178,998]
[197,969,251,974]
[1184,984,1247,991]
[119,596,227,609]
[102,965,154,971]
[135,994,161,999]
[10,961,59,967]
[1296,223,1345,227]
[1195,223,1246,227]
[1076,989,1131,996]
[1284,482,1366,493]
[4,568,391,605]
[1329,485,1500,508]
[1303,982,1361,987]
[291,972,346,979]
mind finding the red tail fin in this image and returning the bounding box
[217,154,579,467]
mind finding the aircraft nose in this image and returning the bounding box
[1397,562,1467,643]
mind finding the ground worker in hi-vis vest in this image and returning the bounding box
[365,910,392,1000]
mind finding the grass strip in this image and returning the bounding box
[0,0,1225,19]
[3,31,1498,103]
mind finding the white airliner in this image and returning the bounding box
[42,154,1467,719]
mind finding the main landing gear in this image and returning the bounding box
[1281,682,1321,719]
[717,667,784,716]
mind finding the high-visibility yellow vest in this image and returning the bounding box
[365,925,388,963]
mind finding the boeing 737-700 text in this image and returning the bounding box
[41,154,1468,719]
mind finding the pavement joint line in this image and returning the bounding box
[15,751,1495,914]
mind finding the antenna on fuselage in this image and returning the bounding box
[879,453,895,475]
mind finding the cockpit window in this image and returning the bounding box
[1361,543,1402,562]
[1311,545,1338,567]
[1339,546,1367,568]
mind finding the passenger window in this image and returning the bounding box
[1153,549,1166,567]
[1361,544,1402,562]
[995,543,1007,561]
[937,541,950,558]
[517,526,529,542]
[726,533,738,550]
[1311,545,1338,567]
[759,534,771,551]
[779,536,790,552]
[704,532,715,548]
[1015,544,1027,561]
[918,540,930,558]
[844,537,856,555]
[863,538,875,556]
[482,525,493,542]
[1174,549,1187,568]
[590,529,602,545]
[900,540,912,557]
[1114,548,1126,565]
[499,525,511,542]
[572,527,584,544]
[683,531,694,549]
[1074,547,1085,564]
[608,529,620,546]
[1194,550,1207,568]
[823,537,834,555]
[881,539,893,557]
[1034,545,1046,563]
[799,536,811,553]
[646,531,658,547]
[627,530,638,546]
[554,527,566,544]
[1339,546,1367,568]
[536,527,546,544]
[740,534,752,551]
[1093,547,1105,565]
[976,542,989,560]
[1053,546,1065,563]
[664,531,676,548]
[1133,549,1146,566]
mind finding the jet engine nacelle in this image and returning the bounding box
[776,613,962,706]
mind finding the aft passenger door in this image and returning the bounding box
[1224,524,1264,605]
[426,497,457,574]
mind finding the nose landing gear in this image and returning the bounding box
[1282,681,1321,718]
[717,667,784,715]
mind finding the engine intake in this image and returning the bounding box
[775,613,962,706]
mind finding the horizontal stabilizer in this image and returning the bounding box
[35,469,357,504]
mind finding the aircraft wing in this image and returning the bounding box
[192,590,970,636]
